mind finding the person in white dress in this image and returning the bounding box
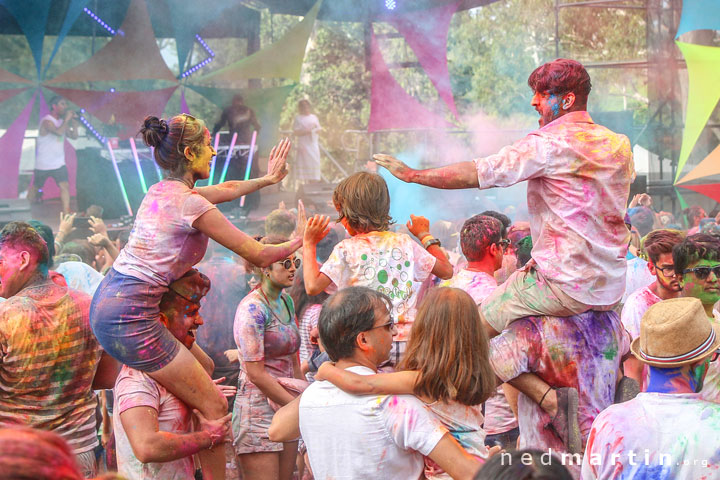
[292,100,321,184]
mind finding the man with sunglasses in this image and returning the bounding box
[621,229,685,389]
[673,233,720,404]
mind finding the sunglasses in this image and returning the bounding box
[683,266,720,281]
[276,258,301,269]
[497,239,510,250]
[176,113,197,156]
[710,351,720,363]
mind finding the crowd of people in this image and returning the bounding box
[1,58,719,480]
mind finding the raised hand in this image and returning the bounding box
[266,138,291,184]
[295,199,307,240]
[88,216,108,236]
[406,214,430,239]
[304,215,331,247]
[373,154,414,183]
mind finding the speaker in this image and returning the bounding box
[0,199,31,225]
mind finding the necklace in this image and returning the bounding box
[257,286,292,325]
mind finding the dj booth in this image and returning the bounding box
[76,141,259,219]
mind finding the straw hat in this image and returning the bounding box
[168,268,211,305]
[631,297,720,367]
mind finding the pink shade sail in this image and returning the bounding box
[0,93,36,198]
[47,86,178,140]
[47,0,177,84]
[0,68,32,84]
[0,88,29,105]
[180,89,191,114]
[385,1,460,118]
[368,30,454,132]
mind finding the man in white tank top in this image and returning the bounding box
[31,96,78,213]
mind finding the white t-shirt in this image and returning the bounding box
[113,366,194,480]
[320,231,436,342]
[54,261,104,296]
[114,180,217,286]
[582,392,720,480]
[36,114,66,170]
[700,307,720,404]
[299,366,448,480]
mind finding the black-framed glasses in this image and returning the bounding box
[653,264,677,277]
[276,258,301,270]
[367,315,395,332]
[176,113,196,156]
[683,266,720,281]
[497,239,510,250]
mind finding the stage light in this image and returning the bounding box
[180,34,216,78]
[78,114,107,144]
[385,0,397,10]
[83,7,117,35]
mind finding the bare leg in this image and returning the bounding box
[148,344,228,480]
[279,441,299,480]
[238,452,280,480]
[59,181,71,214]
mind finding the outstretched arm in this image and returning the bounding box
[303,215,333,295]
[316,363,419,396]
[268,396,301,442]
[193,209,301,267]
[374,154,478,189]
[196,138,290,204]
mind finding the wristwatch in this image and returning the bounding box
[423,237,441,249]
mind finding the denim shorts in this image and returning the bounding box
[90,268,180,372]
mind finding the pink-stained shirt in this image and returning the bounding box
[441,269,518,435]
[473,111,634,306]
[233,290,300,380]
[321,231,436,342]
[114,366,194,480]
[581,393,720,480]
[114,179,217,286]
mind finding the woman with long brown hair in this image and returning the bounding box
[317,287,497,478]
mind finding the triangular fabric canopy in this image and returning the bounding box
[676,143,720,184]
[678,183,720,204]
[0,93,36,198]
[0,68,32,84]
[167,0,241,72]
[197,0,321,84]
[188,83,296,152]
[48,0,177,84]
[0,0,50,78]
[386,1,459,118]
[35,92,78,198]
[43,0,90,78]
[47,86,178,140]
[674,41,720,182]
[368,30,454,132]
[0,88,29,105]
[676,0,720,38]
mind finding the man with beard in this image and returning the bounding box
[621,229,685,389]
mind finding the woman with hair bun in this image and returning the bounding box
[90,114,302,479]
